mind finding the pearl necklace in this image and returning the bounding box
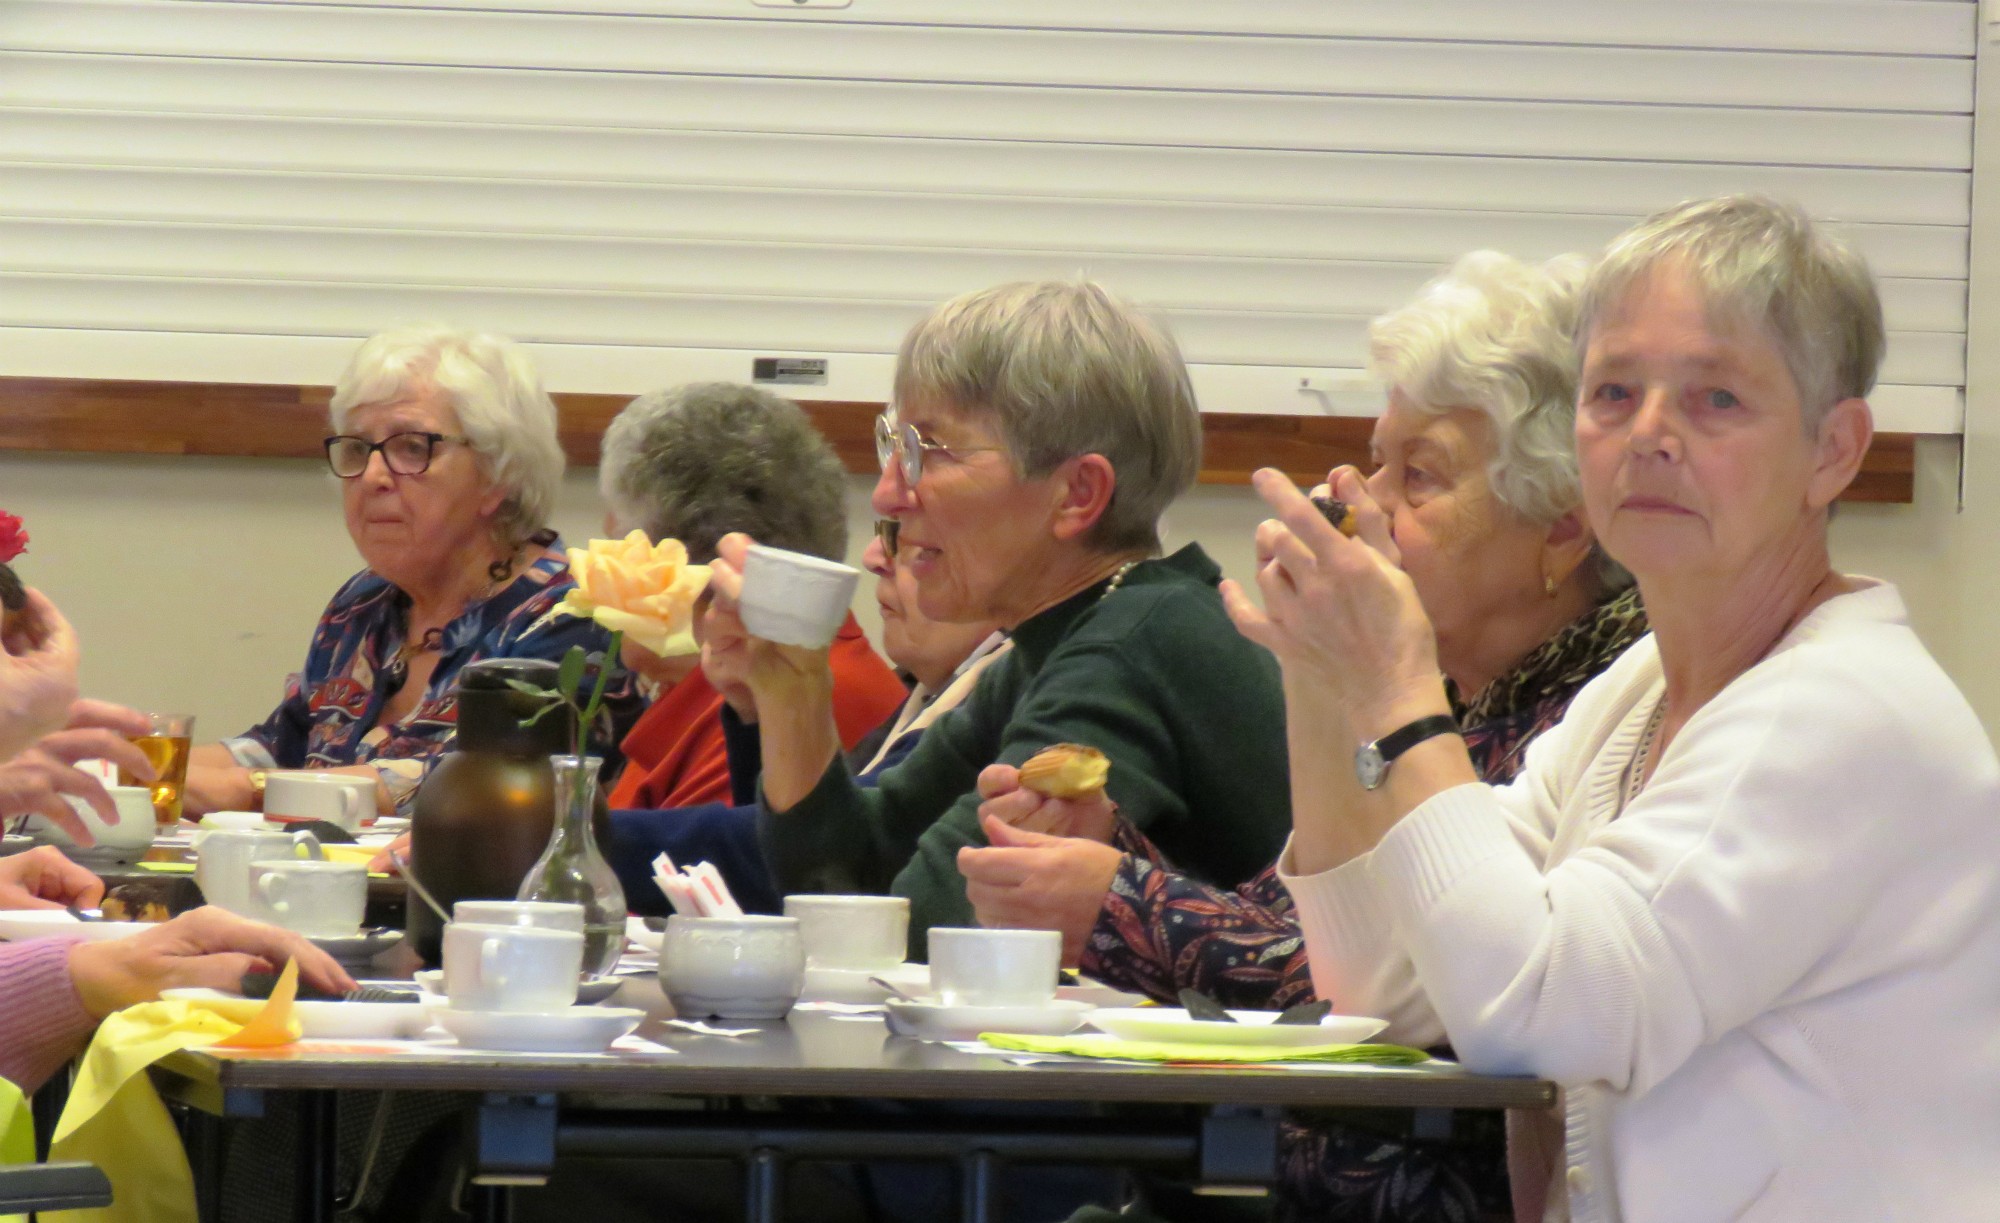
[1099,560,1141,601]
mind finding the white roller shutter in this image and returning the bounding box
[0,0,1972,431]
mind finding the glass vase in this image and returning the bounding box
[516,754,627,977]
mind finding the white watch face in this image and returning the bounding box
[1355,743,1389,790]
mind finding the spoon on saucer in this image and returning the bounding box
[867,975,925,1003]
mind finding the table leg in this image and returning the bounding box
[960,1149,1000,1223]
[295,1090,336,1223]
[745,1146,782,1223]
[465,1181,516,1223]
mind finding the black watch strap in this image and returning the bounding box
[1355,713,1461,790]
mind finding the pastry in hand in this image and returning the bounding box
[1019,743,1110,801]
[1310,495,1359,537]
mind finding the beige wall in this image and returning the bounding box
[0,442,1980,743]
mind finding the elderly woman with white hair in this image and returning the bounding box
[1254,197,2000,1221]
[184,326,640,815]
[962,252,1644,1221]
[706,280,1292,952]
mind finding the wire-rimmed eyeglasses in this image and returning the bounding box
[873,410,1002,488]
[323,431,472,479]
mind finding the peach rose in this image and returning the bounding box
[558,531,711,657]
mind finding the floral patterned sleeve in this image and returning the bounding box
[1079,821,1315,1010]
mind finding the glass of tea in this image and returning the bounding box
[120,712,194,825]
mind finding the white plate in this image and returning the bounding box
[434,1005,645,1053]
[0,910,152,943]
[162,988,432,1039]
[307,928,403,962]
[412,969,623,1005]
[1,834,38,857]
[800,962,929,1005]
[884,998,1094,1043]
[1087,1008,1387,1047]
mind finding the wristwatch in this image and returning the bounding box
[1355,714,1460,790]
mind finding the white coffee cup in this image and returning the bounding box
[926,928,1061,1008]
[248,859,368,937]
[443,922,584,1013]
[26,785,157,855]
[783,895,910,970]
[197,829,317,915]
[738,544,862,649]
[200,809,270,833]
[453,900,586,933]
[264,772,374,832]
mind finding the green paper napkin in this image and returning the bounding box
[978,1033,1431,1065]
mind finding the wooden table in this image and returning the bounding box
[150,977,1553,1223]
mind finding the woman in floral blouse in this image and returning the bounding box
[963,251,1643,1221]
[183,326,639,817]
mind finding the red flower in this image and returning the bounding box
[0,511,28,564]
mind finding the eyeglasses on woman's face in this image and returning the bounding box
[323,431,472,479]
[873,409,1003,489]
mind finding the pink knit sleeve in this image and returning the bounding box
[0,937,96,1093]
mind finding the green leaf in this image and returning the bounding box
[519,701,564,728]
[503,679,557,700]
[557,646,586,698]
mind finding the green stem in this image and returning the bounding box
[569,629,621,811]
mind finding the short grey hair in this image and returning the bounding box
[329,325,564,549]
[599,382,847,564]
[1577,195,1885,431]
[894,279,1201,554]
[1370,250,1631,593]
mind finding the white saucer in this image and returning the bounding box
[434,1005,645,1053]
[1088,1008,1388,1047]
[413,969,623,1005]
[0,910,151,943]
[800,962,929,1005]
[0,834,36,857]
[161,988,431,1039]
[884,998,1094,1043]
[307,928,403,962]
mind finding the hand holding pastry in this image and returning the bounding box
[1018,743,1110,801]
[975,759,1117,844]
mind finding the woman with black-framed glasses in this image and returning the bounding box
[181,325,640,818]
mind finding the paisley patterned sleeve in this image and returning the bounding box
[1080,822,1315,1010]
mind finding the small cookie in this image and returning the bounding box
[1019,743,1110,801]
[1309,495,1359,538]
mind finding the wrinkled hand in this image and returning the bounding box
[707,534,836,704]
[975,763,1118,844]
[0,589,83,759]
[179,763,257,818]
[0,701,156,845]
[1221,467,1446,740]
[0,844,104,910]
[366,830,410,874]
[958,814,1123,968]
[65,905,357,1020]
[697,589,758,723]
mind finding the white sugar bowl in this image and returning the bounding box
[659,915,806,1019]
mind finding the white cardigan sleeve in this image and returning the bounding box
[1279,693,1580,1047]
[1367,634,1981,1093]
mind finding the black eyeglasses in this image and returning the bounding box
[874,519,900,554]
[323,431,472,478]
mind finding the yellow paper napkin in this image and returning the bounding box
[1,1076,33,1223]
[977,1032,1431,1065]
[49,960,302,1223]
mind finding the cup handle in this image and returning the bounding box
[256,871,288,915]
[340,788,365,829]
[480,937,509,990]
[291,831,323,860]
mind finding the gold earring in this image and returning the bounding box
[1543,573,1558,597]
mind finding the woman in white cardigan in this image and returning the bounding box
[1229,195,2000,1222]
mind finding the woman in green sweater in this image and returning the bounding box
[707,279,1291,955]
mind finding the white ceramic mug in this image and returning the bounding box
[783,895,910,970]
[453,900,586,933]
[442,922,584,1013]
[199,809,269,833]
[659,915,805,1019]
[26,785,157,855]
[926,928,1061,1008]
[264,772,374,832]
[738,544,862,649]
[196,829,317,915]
[249,859,368,937]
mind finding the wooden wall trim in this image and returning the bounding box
[0,376,1917,503]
